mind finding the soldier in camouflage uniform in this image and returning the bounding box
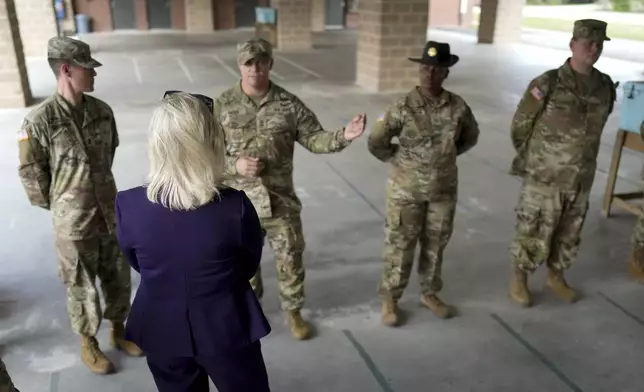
[509,20,617,306]
[17,37,143,374]
[627,120,644,283]
[214,38,366,340]
[0,358,18,392]
[368,41,480,326]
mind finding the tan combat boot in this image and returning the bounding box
[420,294,453,319]
[81,335,115,375]
[381,299,399,327]
[628,246,644,283]
[110,322,144,357]
[286,310,312,340]
[546,268,579,303]
[509,268,532,307]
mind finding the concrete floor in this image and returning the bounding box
[1,28,644,392]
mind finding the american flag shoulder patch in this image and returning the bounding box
[530,86,544,101]
[17,127,29,141]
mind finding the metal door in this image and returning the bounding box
[147,0,173,29]
[111,0,137,29]
[235,0,259,28]
[325,0,344,27]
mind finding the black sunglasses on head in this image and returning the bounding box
[163,90,214,112]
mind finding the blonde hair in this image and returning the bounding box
[145,92,225,210]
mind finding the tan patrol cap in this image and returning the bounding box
[573,19,610,41]
[237,38,273,65]
[47,36,102,68]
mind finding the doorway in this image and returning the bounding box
[325,0,344,28]
[147,0,173,29]
[111,0,137,29]
[234,0,259,28]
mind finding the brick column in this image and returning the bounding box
[15,0,58,57]
[185,0,213,32]
[312,0,325,32]
[477,0,525,44]
[0,0,32,108]
[60,0,75,34]
[356,0,428,92]
[136,0,150,30]
[273,0,312,51]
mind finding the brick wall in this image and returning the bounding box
[0,0,32,107]
[478,0,525,44]
[312,0,325,32]
[429,0,458,27]
[135,0,149,29]
[214,0,235,30]
[185,0,213,32]
[15,0,58,57]
[273,0,312,50]
[356,0,428,92]
[73,0,113,32]
[172,0,186,29]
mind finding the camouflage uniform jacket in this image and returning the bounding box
[368,87,480,201]
[510,58,617,190]
[215,82,351,218]
[17,93,120,240]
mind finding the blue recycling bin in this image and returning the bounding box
[75,14,91,34]
[619,81,644,134]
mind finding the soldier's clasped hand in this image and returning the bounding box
[343,113,367,141]
[236,156,263,178]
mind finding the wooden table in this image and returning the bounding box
[602,129,644,217]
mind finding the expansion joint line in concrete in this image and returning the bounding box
[490,314,584,392]
[342,330,395,392]
[323,160,384,219]
[49,371,60,392]
[597,291,644,328]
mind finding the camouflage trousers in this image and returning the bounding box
[510,180,590,273]
[630,215,644,268]
[0,358,18,392]
[55,234,131,337]
[250,214,306,311]
[378,197,457,302]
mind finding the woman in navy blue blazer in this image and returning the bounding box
[114,91,271,392]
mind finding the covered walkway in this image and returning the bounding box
[0,26,643,391]
[1,0,528,107]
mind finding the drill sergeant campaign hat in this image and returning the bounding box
[47,36,102,68]
[572,19,611,41]
[408,41,459,67]
[237,38,273,65]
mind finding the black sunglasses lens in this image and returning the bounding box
[163,91,213,110]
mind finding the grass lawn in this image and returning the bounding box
[522,17,644,41]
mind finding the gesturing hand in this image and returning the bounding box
[235,156,263,178]
[343,113,367,141]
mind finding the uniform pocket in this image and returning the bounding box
[515,204,541,238]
